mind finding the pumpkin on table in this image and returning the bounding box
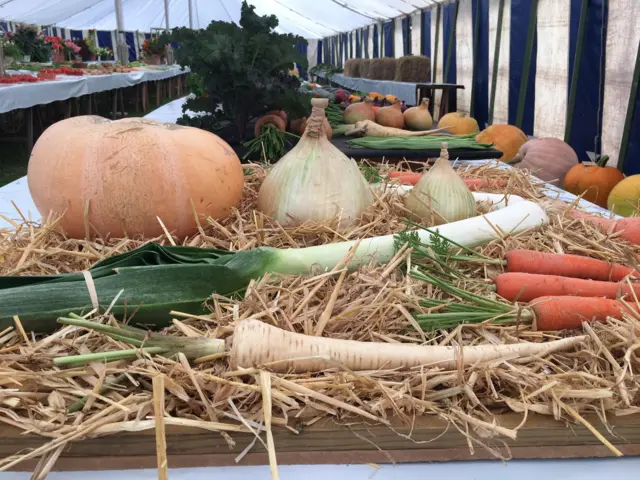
[509,138,579,186]
[475,124,528,163]
[27,116,245,239]
[608,175,640,217]
[563,156,624,208]
[437,112,479,135]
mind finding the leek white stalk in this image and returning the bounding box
[269,199,549,274]
[257,98,373,228]
[405,143,476,224]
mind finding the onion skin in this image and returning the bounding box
[403,98,433,131]
[290,117,332,139]
[404,143,476,224]
[257,98,372,228]
[375,102,405,129]
[344,99,376,124]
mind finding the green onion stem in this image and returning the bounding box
[67,373,129,413]
[54,346,166,367]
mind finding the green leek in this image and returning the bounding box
[0,200,549,333]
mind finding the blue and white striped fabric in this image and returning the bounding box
[320,0,640,174]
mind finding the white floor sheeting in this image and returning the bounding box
[0,97,635,478]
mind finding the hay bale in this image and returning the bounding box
[343,59,356,77]
[360,59,371,79]
[369,58,397,81]
[394,55,431,83]
[347,59,365,78]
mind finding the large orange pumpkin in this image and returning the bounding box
[28,116,244,239]
[563,156,624,208]
[437,112,479,135]
[476,124,528,162]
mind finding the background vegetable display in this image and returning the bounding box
[563,156,624,208]
[476,124,528,162]
[509,138,579,186]
[607,174,640,217]
[170,1,310,144]
[437,112,479,135]
[27,116,244,239]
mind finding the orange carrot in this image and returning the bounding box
[388,172,507,190]
[568,210,640,245]
[254,114,286,138]
[531,296,638,330]
[505,249,637,282]
[494,272,640,303]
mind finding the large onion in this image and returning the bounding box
[375,101,405,129]
[258,99,373,228]
[344,98,376,124]
[403,98,433,131]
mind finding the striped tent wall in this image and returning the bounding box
[319,0,640,173]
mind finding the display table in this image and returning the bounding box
[0,66,190,151]
[316,72,463,112]
[0,67,189,114]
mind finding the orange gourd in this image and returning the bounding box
[344,97,376,124]
[563,156,624,208]
[375,101,405,129]
[368,92,383,101]
[437,112,479,135]
[27,116,244,239]
[476,124,528,162]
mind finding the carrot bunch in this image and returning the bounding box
[415,248,639,331]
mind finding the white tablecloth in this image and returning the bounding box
[0,96,633,478]
[0,67,189,114]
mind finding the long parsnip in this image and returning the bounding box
[230,320,586,373]
[346,120,445,137]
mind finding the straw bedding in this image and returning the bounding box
[0,162,639,475]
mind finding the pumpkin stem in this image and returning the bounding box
[596,155,609,168]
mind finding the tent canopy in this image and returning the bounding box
[0,0,440,38]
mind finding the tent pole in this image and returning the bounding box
[188,0,194,29]
[114,0,128,65]
[164,0,170,29]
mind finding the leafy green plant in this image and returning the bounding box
[2,41,22,59]
[309,63,343,78]
[170,1,309,144]
[10,26,51,62]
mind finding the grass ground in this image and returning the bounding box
[0,95,180,188]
